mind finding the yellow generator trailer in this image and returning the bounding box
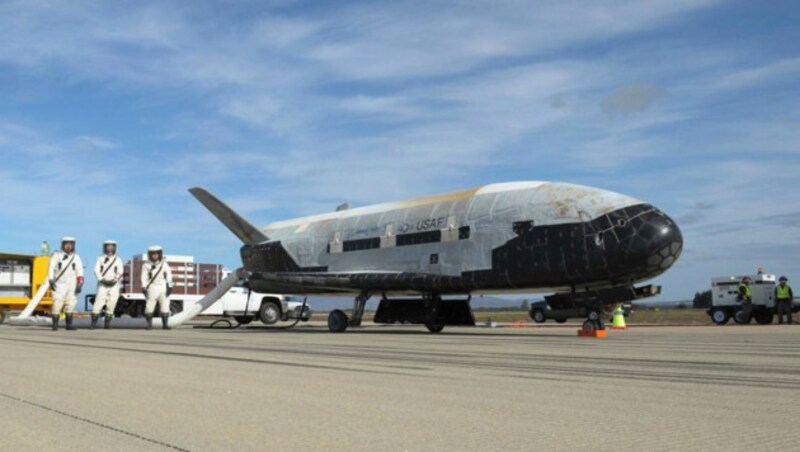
[0,252,53,324]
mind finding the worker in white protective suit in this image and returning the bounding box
[48,237,84,331]
[91,240,123,330]
[141,246,174,330]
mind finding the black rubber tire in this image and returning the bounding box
[530,309,546,323]
[169,301,181,316]
[259,302,281,325]
[0,310,6,325]
[733,309,751,325]
[555,318,567,324]
[234,316,254,325]
[328,310,349,333]
[711,308,730,325]
[425,323,445,333]
[582,319,596,332]
[754,311,773,325]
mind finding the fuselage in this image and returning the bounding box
[241,182,683,295]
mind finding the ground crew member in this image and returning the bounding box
[92,240,123,330]
[141,246,173,330]
[737,276,753,322]
[48,237,84,331]
[775,276,794,325]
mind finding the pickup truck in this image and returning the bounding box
[86,279,312,325]
[199,280,312,325]
[528,300,631,324]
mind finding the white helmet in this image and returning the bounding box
[61,236,76,252]
[103,240,117,255]
[147,245,163,261]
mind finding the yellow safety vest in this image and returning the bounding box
[776,284,791,300]
[739,284,752,299]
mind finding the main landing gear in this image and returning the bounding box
[327,292,370,333]
[327,292,467,333]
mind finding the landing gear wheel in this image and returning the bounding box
[328,309,349,333]
[582,319,598,332]
[234,316,253,325]
[711,308,730,325]
[259,302,281,325]
[530,309,546,323]
[169,301,181,316]
[555,318,567,324]
[733,309,751,325]
[425,323,445,333]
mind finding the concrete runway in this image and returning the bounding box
[0,323,799,451]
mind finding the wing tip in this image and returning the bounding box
[188,186,269,244]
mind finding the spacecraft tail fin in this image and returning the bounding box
[189,187,269,244]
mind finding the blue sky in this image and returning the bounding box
[1,0,799,302]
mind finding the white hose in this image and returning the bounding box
[169,268,245,327]
[17,281,50,318]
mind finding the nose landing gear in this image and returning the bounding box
[579,310,607,338]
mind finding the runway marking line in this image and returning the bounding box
[0,391,190,451]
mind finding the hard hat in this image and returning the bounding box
[779,276,788,282]
[742,276,753,284]
[61,236,76,243]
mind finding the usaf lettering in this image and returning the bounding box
[416,217,446,231]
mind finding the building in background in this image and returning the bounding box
[122,255,224,296]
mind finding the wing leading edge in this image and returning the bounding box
[189,187,268,244]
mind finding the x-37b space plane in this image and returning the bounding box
[191,182,682,333]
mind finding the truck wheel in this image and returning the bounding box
[530,309,546,323]
[555,318,567,324]
[328,310,349,333]
[259,302,281,325]
[425,323,445,333]
[733,309,751,325]
[711,309,730,325]
[234,316,253,325]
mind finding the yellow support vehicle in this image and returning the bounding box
[0,252,53,324]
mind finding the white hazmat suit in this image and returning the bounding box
[48,250,84,316]
[141,258,174,316]
[93,254,123,316]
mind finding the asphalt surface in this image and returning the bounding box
[0,322,799,451]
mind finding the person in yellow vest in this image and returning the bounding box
[737,276,753,321]
[775,276,794,325]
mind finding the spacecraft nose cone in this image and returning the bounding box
[630,209,683,275]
